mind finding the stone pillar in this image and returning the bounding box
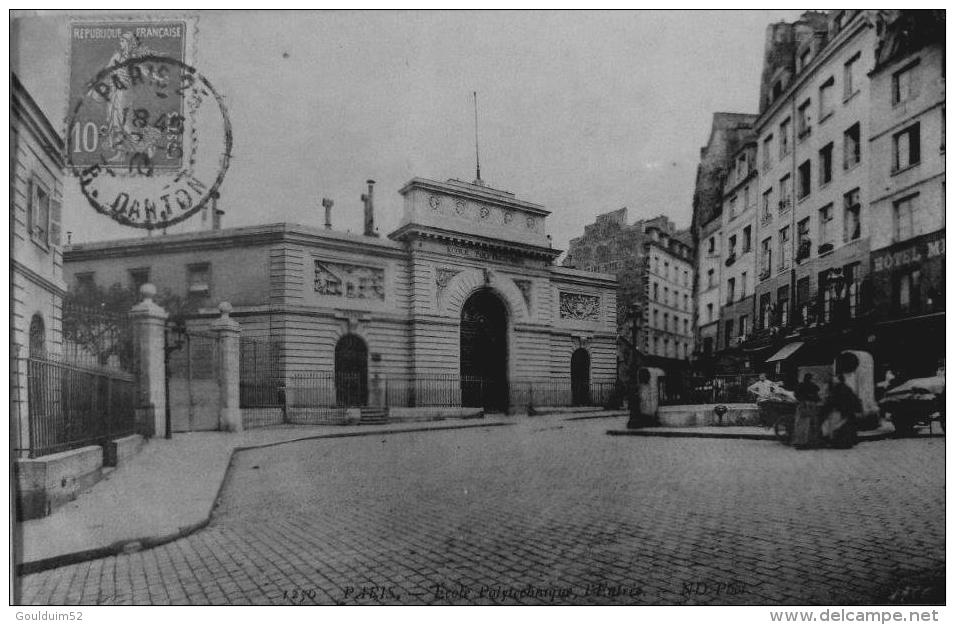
[627,367,664,428]
[211,302,242,433]
[129,284,169,437]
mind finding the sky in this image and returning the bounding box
[11,9,804,251]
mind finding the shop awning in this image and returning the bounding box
[765,341,805,363]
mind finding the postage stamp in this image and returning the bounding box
[66,17,232,230]
[67,19,192,173]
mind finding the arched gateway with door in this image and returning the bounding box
[460,289,509,411]
[335,334,368,406]
[571,348,591,406]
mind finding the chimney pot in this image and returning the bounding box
[362,179,378,237]
[322,198,334,230]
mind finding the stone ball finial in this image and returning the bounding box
[140,283,157,301]
[218,301,233,316]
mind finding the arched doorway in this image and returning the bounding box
[571,348,591,406]
[335,334,368,407]
[460,289,508,410]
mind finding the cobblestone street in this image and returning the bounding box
[18,419,945,605]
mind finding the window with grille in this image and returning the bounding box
[29,314,46,358]
[762,188,773,222]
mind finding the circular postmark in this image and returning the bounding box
[67,54,232,230]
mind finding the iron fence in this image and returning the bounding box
[286,372,620,409]
[286,372,371,408]
[239,337,282,408]
[512,379,622,409]
[658,373,761,406]
[25,355,140,458]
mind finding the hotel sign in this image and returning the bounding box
[871,230,945,273]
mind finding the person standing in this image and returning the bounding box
[821,375,861,448]
[791,373,821,448]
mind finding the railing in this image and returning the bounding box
[25,355,140,458]
[285,372,621,409]
[658,374,761,406]
[239,337,282,408]
[513,379,621,409]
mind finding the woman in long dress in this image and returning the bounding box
[822,375,861,448]
[791,373,821,448]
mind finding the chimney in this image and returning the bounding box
[322,198,334,229]
[210,191,222,230]
[361,179,378,237]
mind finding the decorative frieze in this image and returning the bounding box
[559,292,600,321]
[314,260,385,300]
[424,192,543,233]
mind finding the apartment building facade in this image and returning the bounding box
[690,113,757,370]
[564,210,694,377]
[718,141,759,363]
[696,9,945,383]
[865,11,946,376]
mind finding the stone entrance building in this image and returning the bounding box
[64,177,618,415]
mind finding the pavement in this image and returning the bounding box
[14,411,944,605]
[14,410,626,575]
[607,422,920,441]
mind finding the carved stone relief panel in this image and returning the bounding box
[435,267,462,297]
[559,292,600,321]
[314,260,385,300]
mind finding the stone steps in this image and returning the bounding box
[358,408,388,425]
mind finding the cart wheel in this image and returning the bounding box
[774,417,792,445]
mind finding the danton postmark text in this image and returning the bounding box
[66,20,232,230]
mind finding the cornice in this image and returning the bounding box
[64,223,406,262]
[11,74,66,168]
[389,224,562,260]
[399,177,550,216]
[12,259,68,296]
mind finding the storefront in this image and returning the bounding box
[868,229,945,378]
